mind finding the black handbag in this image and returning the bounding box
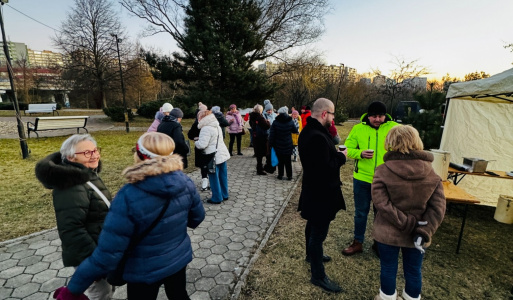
[107,199,171,286]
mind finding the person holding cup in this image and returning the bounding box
[342,101,399,257]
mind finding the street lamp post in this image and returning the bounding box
[111,33,129,133]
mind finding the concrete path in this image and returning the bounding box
[0,148,302,299]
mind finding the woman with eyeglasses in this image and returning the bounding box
[35,134,114,300]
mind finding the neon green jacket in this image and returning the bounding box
[345,113,399,183]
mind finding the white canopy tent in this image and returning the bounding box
[440,68,513,206]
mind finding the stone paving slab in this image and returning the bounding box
[0,148,302,299]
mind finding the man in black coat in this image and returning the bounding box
[157,108,189,168]
[298,98,347,293]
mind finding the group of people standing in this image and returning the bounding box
[35,98,446,300]
[297,98,446,300]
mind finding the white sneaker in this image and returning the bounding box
[201,178,209,191]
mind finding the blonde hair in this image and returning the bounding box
[253,104,263,114]
[197,110,212,121]
[385,125,424,154]
[134,132,175,162]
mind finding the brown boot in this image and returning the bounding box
[342,239,363,256]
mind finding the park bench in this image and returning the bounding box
[24,103,59,116]
[27,116,89,138]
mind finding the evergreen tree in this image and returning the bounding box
[169,0,275,108]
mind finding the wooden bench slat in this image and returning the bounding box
[27,116,89,138]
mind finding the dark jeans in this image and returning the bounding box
[229,132,242,154]
[277,153,292,178]
[305,220,331,280]
[377,242,424,298]
[127,266,190,300]
[353,178,377,243]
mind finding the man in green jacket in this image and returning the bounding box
[342,101,399,256]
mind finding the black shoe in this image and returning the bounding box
[223,197,229,201]
[287,177,292,181]
[372,241,380,258]
[277,175,283,180]
[257,171,267,175]
[305,255,332,263]
[207,199,221,204]
[310,276,342,293]
[237,152,243,156]
[230,153,233,156]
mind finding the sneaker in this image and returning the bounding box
[310,276,342,293]
[342,240,363,256]
[201,178,209,191]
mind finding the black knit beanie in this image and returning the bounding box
[367,101,387,115]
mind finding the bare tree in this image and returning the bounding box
[53,0,128,108]
[120,0,329,63]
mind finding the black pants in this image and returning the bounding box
[229,132,242,154]
[277,153,292,178]
[127,267,189,300]
[305,220,331,280]
[201,166,208,179]
[256,155,264,172]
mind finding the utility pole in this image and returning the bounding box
[111,33,129,133]
[0,0,30,158]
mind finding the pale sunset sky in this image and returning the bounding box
[2,0,513,80]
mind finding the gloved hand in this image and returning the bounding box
[53,287,89,300]
[413,234,425,254]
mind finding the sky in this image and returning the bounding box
[2,0,513,80]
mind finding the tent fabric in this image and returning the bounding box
[441,70,513,206]
[446,68,513,103]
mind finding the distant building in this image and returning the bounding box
[0,41,28,64]
[259,61,358,83]
[360,78,371,85]
[402,77,427,91]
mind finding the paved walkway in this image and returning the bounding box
[0,147,302,299]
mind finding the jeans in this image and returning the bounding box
[377,242,424,298]
[305,220,331,280]
[277,153,292,178]
[353,178,376,243]
[208,161,229,203]
[127,266,190,300]
[229,132,242,154]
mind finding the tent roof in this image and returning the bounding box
[447,68,513,103]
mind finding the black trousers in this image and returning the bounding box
[277,153,292,178]
[305,220,331,280]
[127,267,189,300]
[229,132,242,154]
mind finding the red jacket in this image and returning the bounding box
[300,110,311,128]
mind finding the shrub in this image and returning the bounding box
[103,107,135,122]
[137,101,167,119]
[0,102,28,110]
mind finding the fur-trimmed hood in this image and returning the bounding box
[382,150,434,181]
[35,152,102,190]
[123,154,184,184]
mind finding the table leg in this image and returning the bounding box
[456,204,469,254]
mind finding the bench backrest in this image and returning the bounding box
[34,116,88,131]
[27,103,57,111]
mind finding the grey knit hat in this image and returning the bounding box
[277,106,288,114]
[264,103,273,112]
[169,108,184,119]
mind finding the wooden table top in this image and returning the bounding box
[448,167,513,180]
[443,181,480,204]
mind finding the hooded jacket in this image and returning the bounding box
[195,113,231,165]
[67,154,205,294]
[269,113,298,155]
[35,152,111,267]
[372,150,446,248]
[345,113,399,183]
[157,115,189,168]
[225,110,243,134]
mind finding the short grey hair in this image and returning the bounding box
[311,98,334,117]
[60,134,97,161]
[253,104,263,114]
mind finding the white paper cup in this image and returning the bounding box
[339,145,347,151]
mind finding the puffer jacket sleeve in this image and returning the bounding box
[53,185,97,265]
[186,179,205,228]
[372,167,417,234]
[195,127,213,150]
[415,180,446,243]
[67,185,136,295]
[345,124,365,160]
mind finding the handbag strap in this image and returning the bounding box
[87,181,110,208]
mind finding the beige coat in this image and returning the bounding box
[371,150,446,248]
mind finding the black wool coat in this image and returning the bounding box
[298,117,346,222]
[157,116,189,168]
[269,114,298,155]
[249,112,270,157]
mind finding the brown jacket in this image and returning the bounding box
[371,150,446,248]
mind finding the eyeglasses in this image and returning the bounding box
[75,148,101,158]
[326,111,335,115]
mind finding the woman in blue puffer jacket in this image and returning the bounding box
[54,132,205,300]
